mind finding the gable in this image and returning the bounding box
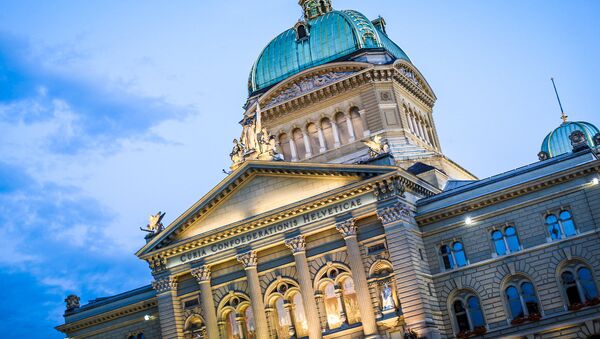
[177,174,361,240]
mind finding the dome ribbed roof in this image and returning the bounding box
[541,121,599,158]
[248,10,410,95]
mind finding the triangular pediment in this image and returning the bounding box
[136,161,397,257]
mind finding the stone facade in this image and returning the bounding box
[56,2,600,339]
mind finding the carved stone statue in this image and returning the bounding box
[65,294,80,311]
[140,211,166,235]
[363,135,391,158]
[569,130,589,152]
[230,102,282,169]
[381,283,395,310]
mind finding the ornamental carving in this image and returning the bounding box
[266,71,354,108]
[363,135,391,159]
[377,203,413,224]
[336,219,357,238]
[236,251,258,268]
[569,130,589,152]
[373,177,405,200]
[146,255,168,274]
[152,276,178,294]
[65,294,80,311]
[140,211,166,238]
[284,235,306,253]
[190,265,211,282]
[593,132,600,146]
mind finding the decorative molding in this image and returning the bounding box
[146,254,168,274]
[284,235,306,254]
[336,218,357,238]
[64,295,80,312]
[377,203,413,224]
[373,177,405,201]
[191,265,211,283]
[265,71,354,109]
[152,276,177,294]
[236,251,258,269]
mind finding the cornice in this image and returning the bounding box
[416,162,600,226]
[141,169,438,265]
[55,298,157,334]
[258,62,435,123]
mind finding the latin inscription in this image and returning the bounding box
[169,195,373,267]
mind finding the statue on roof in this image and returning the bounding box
[140,211,166,235]
[363,135,391,158]
[230,101,282,170]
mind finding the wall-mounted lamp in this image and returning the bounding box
[465,217,473,225]
[591,177,599,186]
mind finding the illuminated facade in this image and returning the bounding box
[57,1,600,338]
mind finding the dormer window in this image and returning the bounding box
[295,23,309,41]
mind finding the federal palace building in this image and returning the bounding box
[56,1,600,338]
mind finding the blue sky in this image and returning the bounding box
[0,1,598,337]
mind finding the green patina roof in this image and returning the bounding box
[541,121,599,158]
[248,10,411,95]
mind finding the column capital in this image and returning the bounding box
[152,276,177,294]
[236,250,258,269]
[190,265,211,283]
[336,218,357,238]
[377,202,413,224]
[284,235,306,254]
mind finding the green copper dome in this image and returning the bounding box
[540,121,599,158]
[248,10,411,95]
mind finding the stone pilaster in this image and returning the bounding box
[152,276,184,339]
[336,219,380,338]
[190,265,219,339]
[377,202,441,339]
[237,251,269,339]
[285,235,323,339]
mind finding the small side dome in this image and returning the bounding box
[539,121,600,159]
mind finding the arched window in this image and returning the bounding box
[320,118,334,150]
[225,310,242,339]
[492,226,521,256]
[292,128,306,160]
[546,209,577,240]
[453,242,468,267]
[278,133,291,161]
[296,24,308,40]
[273,297,291,339]
[341,277,361,324]
[322,282,342,329]
[184,315,204,339]
[559,210,576,237]
[504,278,541,322]
[349,107,365,139]
[334,112,350,144]
[440,245,455,270]
[453,300,470,332]
[244,307,255,338]
[291,293,308,338]
[560,263,599,309]
[306,123,320,155]
[450,292,486,335]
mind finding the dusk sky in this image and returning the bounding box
[1,1,599,337]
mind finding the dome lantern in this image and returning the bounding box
[300,0,332,20]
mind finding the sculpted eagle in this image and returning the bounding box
[363,135,390,158]
[141,211,166,234]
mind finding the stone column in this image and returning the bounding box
[190,265,219,339]
[152,276,185,339]
[315,292,328,331]
[377,203,441,339]
[316,126,327,153]
[358,109,370,136]
[345,114,356,142]
[302,128,313,158]
[331,121,341,147]
[285,236,323,339]
[336,219,379,338]
[237,251,269,339]
[289,136,299,161]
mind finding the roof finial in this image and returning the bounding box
[551,77,568,123]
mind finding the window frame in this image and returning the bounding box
[543,207,578,242]
[438,240,469,271]
[503,277,542,324]
[449,291,487,335]
[558,262,600,310]
[489,224,522,257]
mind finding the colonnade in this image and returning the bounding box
[155,219,382,339]
[279,108,370,161]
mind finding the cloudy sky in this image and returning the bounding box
[0,1,598,337]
